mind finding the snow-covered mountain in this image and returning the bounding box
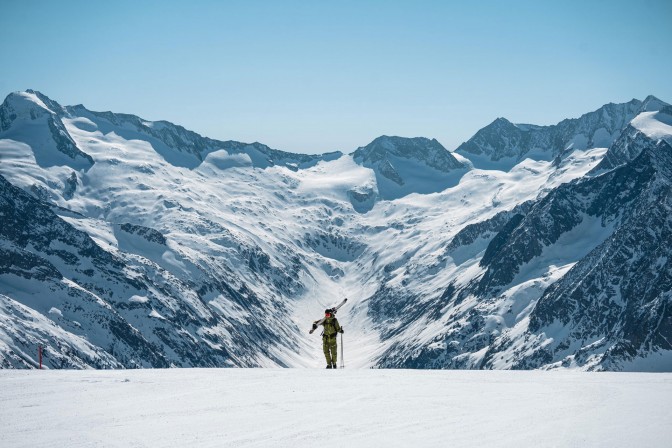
[352,136,467,200]
[0,90,670,371]
[594,100,672,171]
[455,97,665,170]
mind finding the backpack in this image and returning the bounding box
[322,317,338,337]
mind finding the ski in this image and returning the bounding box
[309,298,347,334]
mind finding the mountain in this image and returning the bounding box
[0,170,308,368]
[0,91,320,368]
[0,90,341,171]
[0,90,94,169]
[351,135,467,200]
[518,140,672,369]
[455,97,662,170]
[373,127,672,371]
[593,99,672,172]
[0,90,670,371]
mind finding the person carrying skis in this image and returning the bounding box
[312,308,344,369]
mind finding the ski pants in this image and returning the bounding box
[323,335,338,365]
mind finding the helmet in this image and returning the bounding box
[324,309,331,315]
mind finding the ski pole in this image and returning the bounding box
[340,332,344,369]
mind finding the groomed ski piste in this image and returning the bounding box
[1,369,671,447]
[2,92,672,446]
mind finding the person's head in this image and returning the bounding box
[325,309,332,317]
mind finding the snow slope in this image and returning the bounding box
[1,369,670,448]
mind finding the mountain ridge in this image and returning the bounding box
[0,90,342,171]
[455,96,668,170]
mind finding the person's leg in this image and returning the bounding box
[323,339,333,367]
[329,338,338,367]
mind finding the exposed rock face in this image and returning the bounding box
[119,223,167,246]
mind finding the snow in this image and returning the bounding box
[201,149,253,170]
[367,153,469,200]
[294,154,374,199]
[509,214,615,289]
[0,369,670,447]
[129,295,149,304]
[0,294,112,365]
[631,111,672,143]
[149,309,165,319]
[4,91,54,115]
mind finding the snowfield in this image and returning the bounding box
[1,369,670,448]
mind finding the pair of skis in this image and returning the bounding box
[308,298,347,334]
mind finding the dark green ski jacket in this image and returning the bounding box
[321,317,342,338]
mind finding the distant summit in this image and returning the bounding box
[0,90,93,168]
[351,136,466,200]
[593,96,672,172]
[0,90,64,130]
[353,136,464,173]
[455,97,660,170]
[640,94,669,112]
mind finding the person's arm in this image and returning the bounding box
[335,319,344,333]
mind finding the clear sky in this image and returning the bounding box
[1,0,671,154]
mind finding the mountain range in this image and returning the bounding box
[1,89,670,371]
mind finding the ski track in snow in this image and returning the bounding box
[1,369,671,448]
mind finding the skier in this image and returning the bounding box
[312,308,344,369]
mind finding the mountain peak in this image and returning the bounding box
[0,90,68,133]
[455,116,527,164]
[640,95,669,112]
[493,117,513,125]
[2,90,52,115]
[353,135,464,172]
[351,135,466,200]
[456,97,660,169]
[354,135,449,159]
[0,90,93,167]
[3,90,64,115]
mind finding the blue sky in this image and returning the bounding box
[2,0,670,154]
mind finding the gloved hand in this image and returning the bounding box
[312,323,318,330]
[340,327,344,333]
